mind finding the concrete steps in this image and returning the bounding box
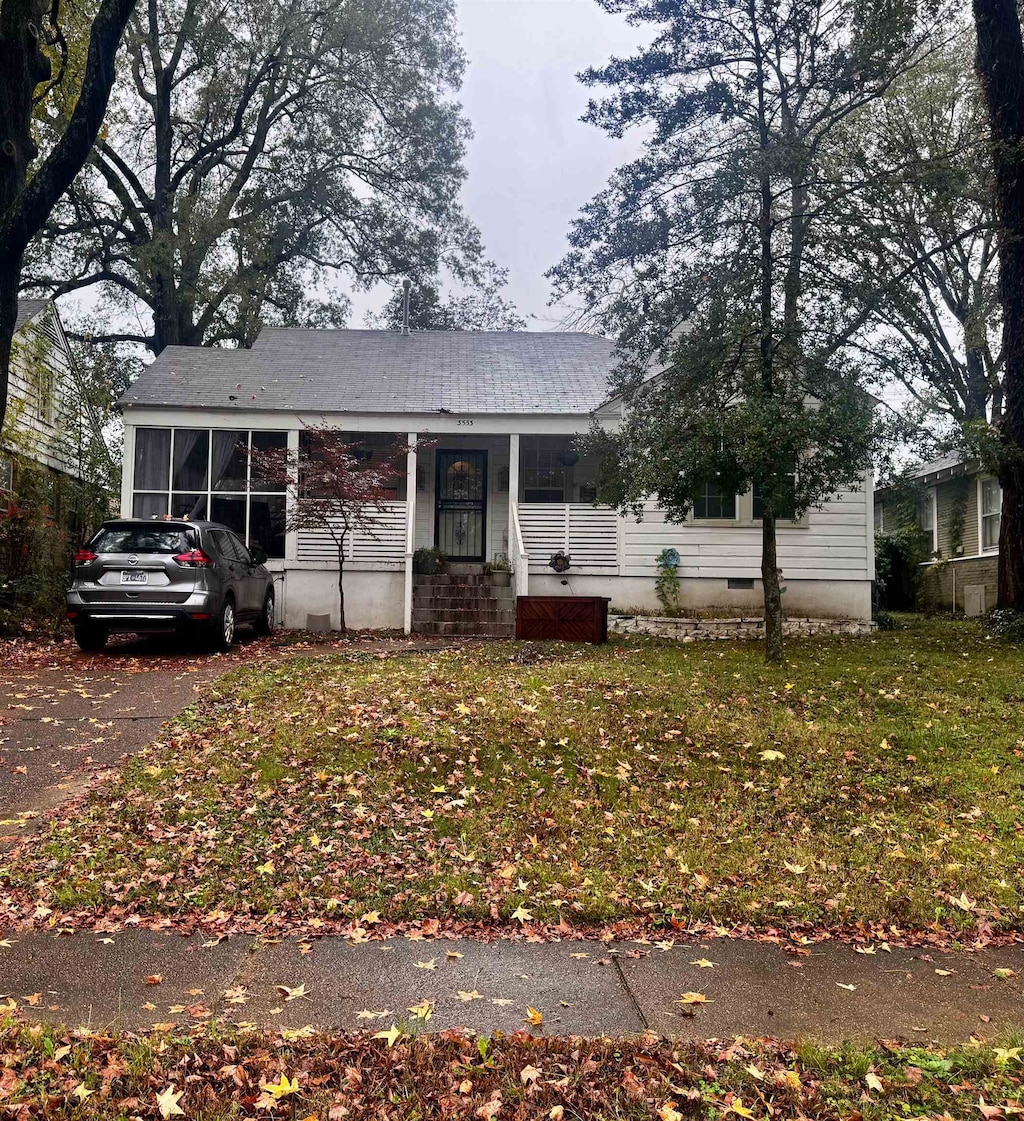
[412,568,515,637]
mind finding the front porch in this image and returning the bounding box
[285,429,609,633]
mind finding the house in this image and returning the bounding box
[1,299,107,511]
[874,453,1002,615]
[117,328,875,633]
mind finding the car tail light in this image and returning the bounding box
[73,549,97,565]
[173,548,214,568]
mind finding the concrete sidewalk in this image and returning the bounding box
[1,931,1020,1043]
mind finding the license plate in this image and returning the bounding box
[120,570,148,585]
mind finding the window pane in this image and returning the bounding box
[249,494,286,558]
[132,492,168,520]
[212,430,248,492]
[210,493,247,537]
[172,429,209,491]
[696,480,735,519]
[251,432,287,491]
[134,428,170,491]
[171,493,207,520]
[984,516,1000,549]
[982,479,1002,516]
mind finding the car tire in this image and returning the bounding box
[210,597,236,652]
[74,624,108,652]
[254,590,275,636]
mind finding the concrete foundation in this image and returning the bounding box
[282,568,404,630]
[527,573,872,622]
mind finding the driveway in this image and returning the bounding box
[0,631,459,842]
[0,633,276,841]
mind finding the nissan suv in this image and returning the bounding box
[66,519,276,652]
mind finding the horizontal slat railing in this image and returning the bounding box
[518,503,619,571]
[296,501,407,564]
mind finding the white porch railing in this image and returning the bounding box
[518,503,620,571]
[296,501,407,564]
[511,502,530,599]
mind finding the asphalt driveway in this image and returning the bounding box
[0,633,275,840]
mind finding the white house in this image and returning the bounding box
[2,299,106,498]
[117,328,874,632]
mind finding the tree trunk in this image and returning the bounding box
[761,511,784,664]
[1,0,136,431]
[973,0,1024,609]
[0,0,49,436]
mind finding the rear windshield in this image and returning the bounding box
[91,525,197,555]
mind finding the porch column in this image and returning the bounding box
[508,433,520,564]
[284,428,300,563]
[403,432,418,635]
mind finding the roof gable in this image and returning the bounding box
[120,329,618,415]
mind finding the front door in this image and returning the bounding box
[435,450,487,561]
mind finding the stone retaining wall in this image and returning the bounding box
[608,615,876,641]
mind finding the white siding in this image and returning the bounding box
[5,308,83,476]
[519,484,871,583]
[619,486,870,581]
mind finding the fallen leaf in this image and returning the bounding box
[156,1084,185,1118]
[525,1006,544,1026]
[676,992,712,1005]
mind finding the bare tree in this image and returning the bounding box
[21,0,484,355]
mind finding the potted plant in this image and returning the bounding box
[484,556,513,587]
[413,546,447,575]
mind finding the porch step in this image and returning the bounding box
[411,619,515,637]
[412,608,515,625]
[414,573,507,588]
[414,598,514,614]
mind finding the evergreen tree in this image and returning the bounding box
[551,0,952,661]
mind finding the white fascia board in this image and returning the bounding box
[121,405,595,435]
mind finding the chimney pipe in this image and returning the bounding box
[401,278,411,336]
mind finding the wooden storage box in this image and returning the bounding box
[515,595,610,644]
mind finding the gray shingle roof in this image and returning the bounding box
[15,299,49,334]
[119,329,617,414]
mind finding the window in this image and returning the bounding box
[752,473,797,521]
[521,443,565,503]
[981,477,1002,551]
[0,454,12,495]
[131,426,288,557]
[918,488,937,551]
[92,525,196,554]
[693,478,736,520]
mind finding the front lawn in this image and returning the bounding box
[2,1018,1023,1120]
[1,619,1022,937]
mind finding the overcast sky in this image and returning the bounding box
[357,0,650,329]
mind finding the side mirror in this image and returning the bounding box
[250,546,268,565]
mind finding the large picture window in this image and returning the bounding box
[131,427,287,557]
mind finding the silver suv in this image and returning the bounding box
[66,519,276,652]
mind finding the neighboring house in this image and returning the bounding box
[874,453,1002,615]
[118,329,875,632]
[1,299,105,501]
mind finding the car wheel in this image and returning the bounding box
[254,590,275,636]
[74,624,108,652]
[211,597,236,652]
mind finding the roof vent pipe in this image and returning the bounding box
[401,278,411,336]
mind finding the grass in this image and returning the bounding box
[1,1016,1022,1119]
[1,617,1022,936]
